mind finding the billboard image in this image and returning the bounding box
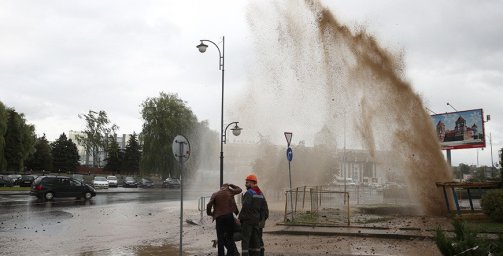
[431,109,485,150]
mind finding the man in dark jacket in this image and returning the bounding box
[207,183,242,256]
[238,174,268,256]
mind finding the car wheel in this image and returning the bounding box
[45,192,54,201]
[84,192,93,200]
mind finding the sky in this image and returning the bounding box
[1,0,502,167]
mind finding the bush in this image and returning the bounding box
[481,189,503,222]
[434,219,503,255]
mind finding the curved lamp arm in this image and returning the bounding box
[197,38,224,70]
[223,122,242,144]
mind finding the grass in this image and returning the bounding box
[291,212,320,224]
[465,219,503,233]
[0,186,30,191]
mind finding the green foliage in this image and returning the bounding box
[481,189,503,222]
[26,134,53,171]
[459,163,472,174]
[4,109,36,172]
[0,102,8,170]
[104,135,123,173]
[76,110,118,167]
[122,133,141,175]
[140,92,197,178]
[183,120,218,178]
[51,133,80,172]
[500,148,503,182]
[434,219,503,255]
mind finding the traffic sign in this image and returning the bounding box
[284,132,292,146]
[172,135,190,163]
[286,147,293,162]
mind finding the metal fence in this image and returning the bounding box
[284,186,350,226]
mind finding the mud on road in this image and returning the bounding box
[0,200,443,255]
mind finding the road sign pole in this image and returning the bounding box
[172,135,190,256]
[284,132,294,221]
[178,141,184,256]
[288,156,293,220]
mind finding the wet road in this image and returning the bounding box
[0,188,182,210]
[0,188,211,256]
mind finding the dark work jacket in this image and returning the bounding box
[238,186,268,226]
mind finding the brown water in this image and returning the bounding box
[231,0,452,215]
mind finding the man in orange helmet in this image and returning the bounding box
[238,174,269,256]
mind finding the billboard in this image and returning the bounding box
[431,109,485,150]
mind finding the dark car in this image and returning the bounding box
[20,175,37,187]
[30,176,96,201]
[138,178,154,188]
[123,176,138,188]
[8,174,22,186]
[0,175,13,187]
[162,178,180,189]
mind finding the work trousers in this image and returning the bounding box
[241,222,260,256]
[216,213,238,256]
[258,228,264,256]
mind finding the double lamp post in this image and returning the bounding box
[197,36,242,187]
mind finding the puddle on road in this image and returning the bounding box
[79,244,186,256]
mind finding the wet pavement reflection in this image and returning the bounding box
[0,189,209,255]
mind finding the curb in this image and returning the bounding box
[264,224,436,240]
[265,228,433,240]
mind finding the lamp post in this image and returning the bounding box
[197,37,242,187]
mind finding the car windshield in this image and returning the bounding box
[107,176,117,180]
[125,177,135,181]
[94,176,107,181]
[22,175,35,180]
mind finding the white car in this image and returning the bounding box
[92,176,109,189]
[106,176,118,187]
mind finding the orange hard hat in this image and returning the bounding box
[245,174,257,183]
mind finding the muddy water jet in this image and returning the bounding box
[235,0,451,215]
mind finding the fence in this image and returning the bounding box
[198,196,211,222]
[284,186,350,226]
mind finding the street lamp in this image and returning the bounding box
[223,122,242,143]
[197,36,242,187]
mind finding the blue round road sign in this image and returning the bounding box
[286,147,293,161]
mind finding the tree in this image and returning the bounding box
[104,135,123,173]
[76,110,118,167]
[184,120,219,175]
[0,101,7,170]
[140,92,197,178]
[4,109,36,172]
[26,134,53,172]
[51,133,80,173]
[123,133,141,175]
[500,148,503,182]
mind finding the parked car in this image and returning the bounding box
[106,176,118,187]
[71,174,85,183]
[123,176,138,188]
[162,178,180,189]
[19,175,37,187]
[8,174,22,186]
[92,176,109,189]
[138,178,154,188]
[30,176,96,201]
[0,175,13,187]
